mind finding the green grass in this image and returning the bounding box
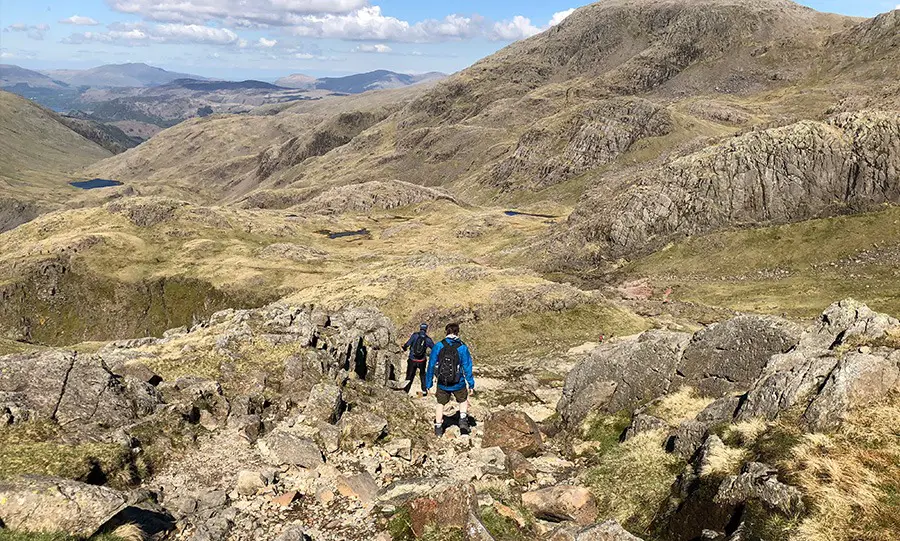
[627,206,900,318]
[581,410,632,454]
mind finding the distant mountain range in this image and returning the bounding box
[41,63,208,88]
[276,70,446,93]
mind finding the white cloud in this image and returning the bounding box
[549,8,576,27]
[4,23,50,40]
[353,43,391,53]
[0,51,14,58]
[287,6,483,42]
[492,15,541,41]
[258,37,278,47]
[60,15,101,26]
[62,23,240,46]
[106,0,368,26]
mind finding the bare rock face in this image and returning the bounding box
[482,410,544,457]
[801,297,900,349]
[0,475,128,537]
[558,330,691,425]
[680,316,802,397]
[562,111,900,262]
[521,485,599,525]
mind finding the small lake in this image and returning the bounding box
[316,228,370,239]
[70,179,124,190]
[504,210,558,219]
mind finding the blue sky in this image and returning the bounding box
[1,0,898,80]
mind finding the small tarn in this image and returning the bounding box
[316,228,370,239]
[70,179,124,190]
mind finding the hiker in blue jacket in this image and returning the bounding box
[427,322,476,437]
[402,323,435,396]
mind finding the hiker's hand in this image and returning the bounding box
[469,388,476,398]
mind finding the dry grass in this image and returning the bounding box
[108,525,144,541]
[646,387,715,426]
[785,394,900,541]
[699,440,747,478]
[584,429,683,533]
[724,419,770,447]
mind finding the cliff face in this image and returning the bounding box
[557,110,900,263]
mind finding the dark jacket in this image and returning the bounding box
[403,331,435,361]
[426,336,475,392]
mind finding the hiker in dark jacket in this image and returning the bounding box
[426,322,476,437]
[402,323,435,396]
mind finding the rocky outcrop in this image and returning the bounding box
[563,111,900,261]
[0,197,42,233]
[292,180,458,215]
[550,520,645,541]
[560,300,900,432]
[491,98,673,191]
[715,462,805,516]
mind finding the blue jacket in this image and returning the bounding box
[426,337,475,392]
[403,331,435,361]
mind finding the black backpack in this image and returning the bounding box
[437,339,462,386]
[411,333,428,359]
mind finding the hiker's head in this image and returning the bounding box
[445,322,460,336]
[420,323,428,332]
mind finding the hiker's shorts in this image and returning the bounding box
[436,387,468,405]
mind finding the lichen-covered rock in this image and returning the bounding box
[339,410,388,450]
[482,410,543,457]
[735,349,838,421]
[405,483,478,537]
[624,413,669,441]
[522,485,599,525]
[258,429,324,469]
[304,383,344,424]
[802,298,900,349]
[550,519,646,540]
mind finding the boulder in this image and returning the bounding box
[276,525,313,541]
[339,410,388,450]
[336,472,380,503]
[384,438,413,461]
[313,421,342,454]
[558,331,691,425]
[376,478,449,507]
[680,316,801,396]
[803,350,900,431]
[466,446,507,475]
[482,410,543,457]
[715,462,804,516]
[506,450,538,483]
[235,470,267,496]
[522,485,599,525]
[259,429,324,469]
[405,483,478,537]
[670,420,710,460]
[304,382,344,424]
[0,475,128,537]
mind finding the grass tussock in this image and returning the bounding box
[584,429,683,533]
[0,531,131,541]
[581,410,632,455]
[785,394,900,541]
[645,387,715,426]
[699,442,747,478]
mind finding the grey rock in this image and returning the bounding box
[304,382,343,424]
[336,471,380,503]
[680,316,801,396]
[671,420,710,460]
[558,330,691,425]
[466,446,508,475]
[803,350,900,431]
[0,476,127,537]
[550,519,646,540]
[623,413,669,440]
[313,420,341,454]
[339,410,387,450]
[235,470,267,496]
[802,298,900,349]
[384,437,413,461]
[696,396,742,426]
[198,490,228,510]
[276,525,313,541]
[715,462,804,516]
[260,429,324,469]
[522,485,599,525]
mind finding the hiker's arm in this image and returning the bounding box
[426,336,435,349]
[463,346,475,390]
[426,342,441,390]
[402,334,412,351]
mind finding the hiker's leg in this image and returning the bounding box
[403,360,416,393]
[457,389,470,434]
[417,363,427,393]
[434,403,444,425]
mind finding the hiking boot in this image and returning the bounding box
[434,425,444,437]
[459,416,470,435]
[416,391,423,398]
